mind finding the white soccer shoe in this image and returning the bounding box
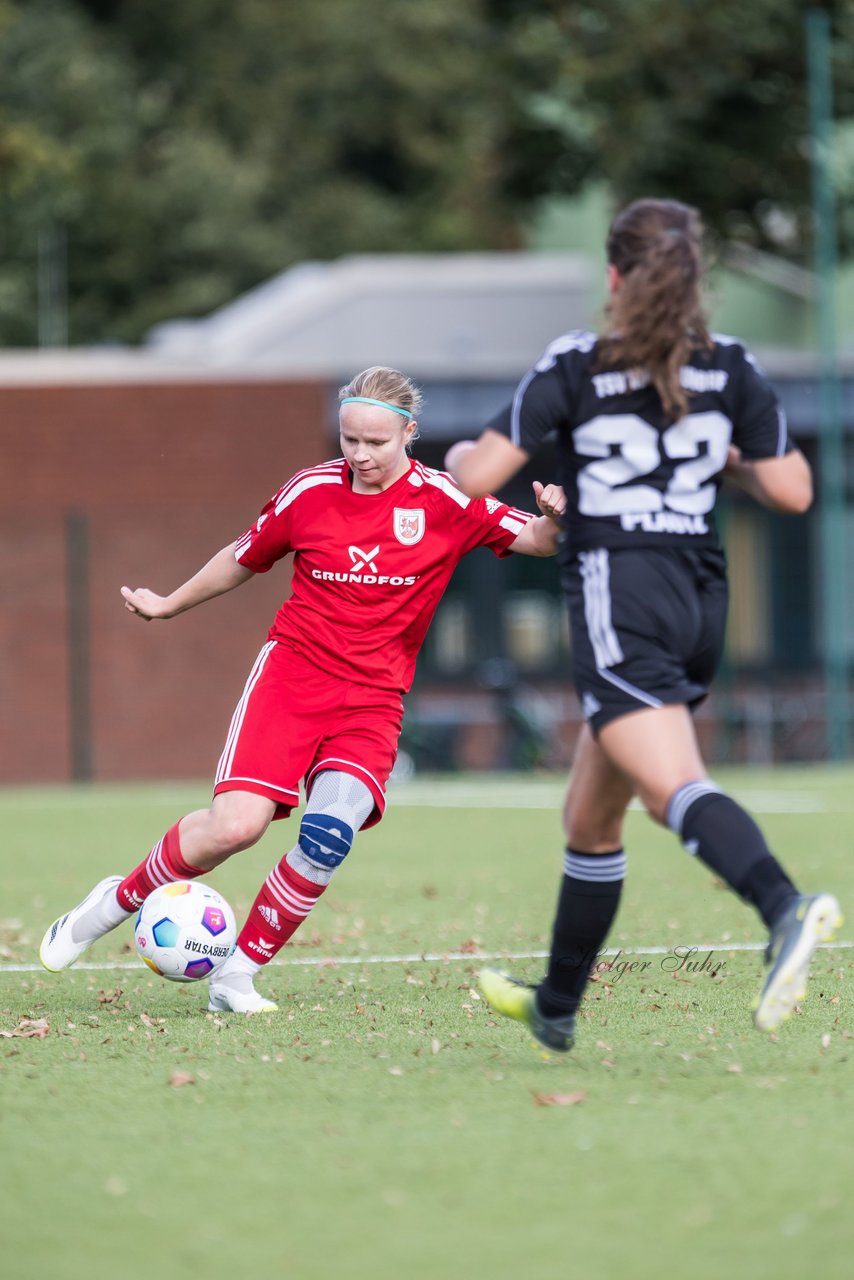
[39,875,126,971]
[207,972,279,1015]
[754,892,843,1032]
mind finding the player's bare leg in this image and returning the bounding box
[599,703,842,1029]
[39,791,275,973]
[175,792,277,871]
[595,703,706,823]
[562,723,635,851]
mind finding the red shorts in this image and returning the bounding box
[213,640,404,828]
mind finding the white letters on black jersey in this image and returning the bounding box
[487,330,791,552]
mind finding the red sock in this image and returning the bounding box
[236,856,327,964]
[117,821,202,912]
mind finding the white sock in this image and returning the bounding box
[213,946,262,987]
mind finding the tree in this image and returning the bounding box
[0,0,585,343]
[0,0,851,345]
[512,0,854,257]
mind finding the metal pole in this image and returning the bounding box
[807,8,848,760]
[66,509,93,781]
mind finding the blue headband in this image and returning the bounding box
[340,395,414,420]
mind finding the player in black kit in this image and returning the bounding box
[447,197,842,1051]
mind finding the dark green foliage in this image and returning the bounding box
[0,0,852,343]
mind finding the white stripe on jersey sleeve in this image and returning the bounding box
[508,329,598,446]
[510,368,538,448]
[712,334,784,425]
[534,329,597,373]
[775,406,788,456]
[499,515,526,535]
[422,469,471,508]
[274,471,343,514]
[711,331,764,371]
[272,460,344,507]
[710,332,741,346]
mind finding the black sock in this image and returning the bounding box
[538,848,626,1018]
[667,782,797,928]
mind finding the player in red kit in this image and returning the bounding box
[40,366,565,1013]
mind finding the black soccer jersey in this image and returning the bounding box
[487,330,791,552]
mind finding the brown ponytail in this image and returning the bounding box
[596,199,712,421]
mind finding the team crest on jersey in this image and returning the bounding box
[393,508,425,545]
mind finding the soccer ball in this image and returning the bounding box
[134,881,237,982]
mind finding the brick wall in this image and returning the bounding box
[1,379,328,782]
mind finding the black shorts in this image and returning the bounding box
[563,546,728,734]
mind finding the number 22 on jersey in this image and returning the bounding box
[574,411,731,517]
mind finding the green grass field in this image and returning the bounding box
[1,768,851,1280]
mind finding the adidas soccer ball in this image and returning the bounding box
[134,881,237,982]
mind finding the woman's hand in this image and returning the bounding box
[119,544,254,623]
[120,586,175,621]
[532,480,566,520]
[508,482,566,557]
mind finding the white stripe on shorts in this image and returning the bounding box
[215,641,277,785]
[306,757,385,800]
[596,666,663,711]
[579,549,624,668]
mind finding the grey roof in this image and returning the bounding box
[145,252,595,378]
[1,249,853,389]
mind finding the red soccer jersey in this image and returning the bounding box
[234,457,532,692]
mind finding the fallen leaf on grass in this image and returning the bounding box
[168,1071,195,1088]
[97,988,123,1005]
[0,1017,50,1040]
[532,1091,586,1107]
